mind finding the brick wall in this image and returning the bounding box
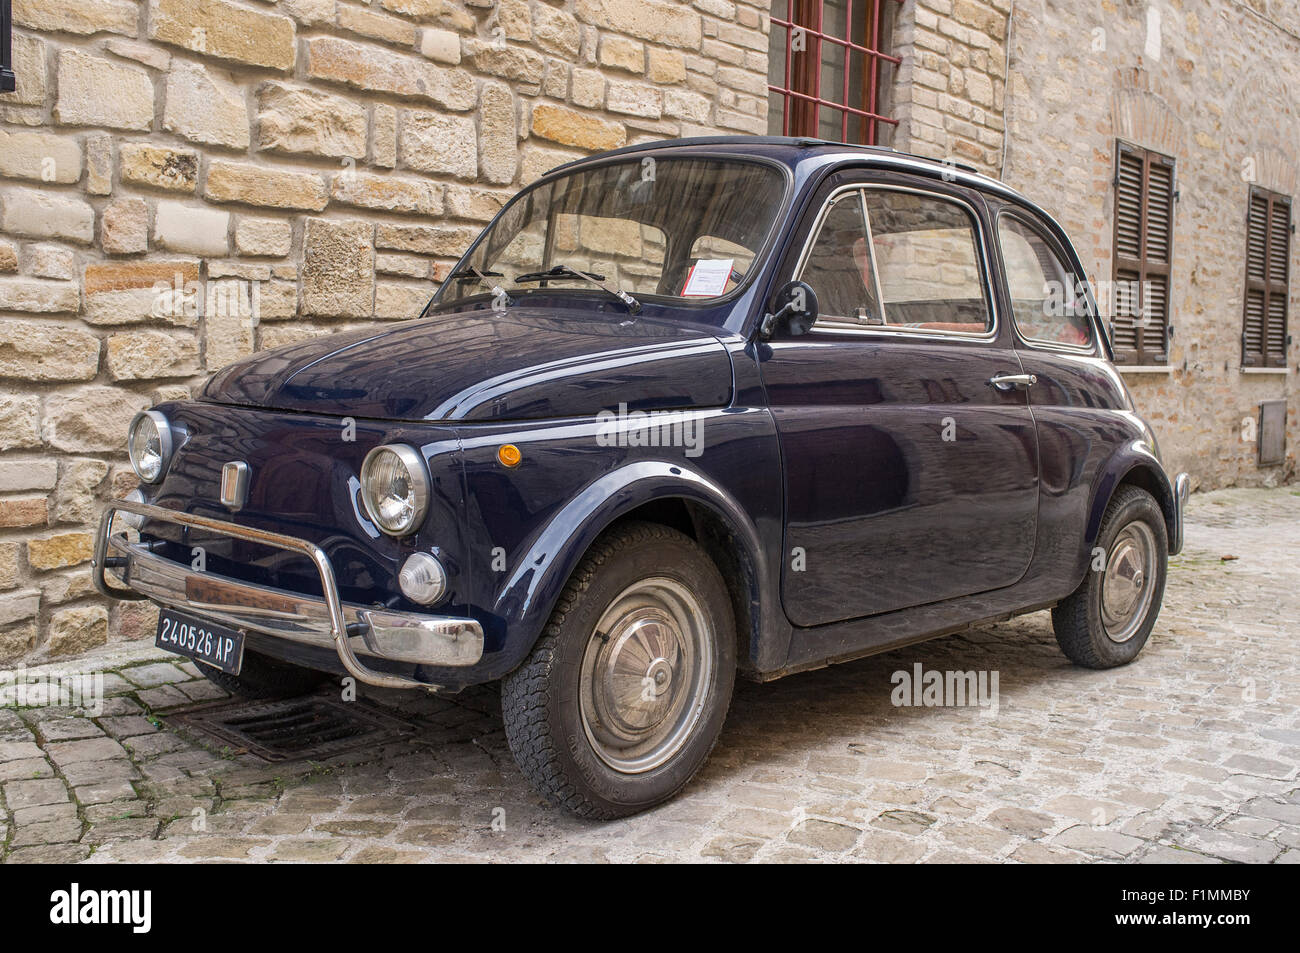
[0,0,772,664]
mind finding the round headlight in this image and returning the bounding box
[128,410,173,484]
[399,552,448,605]
[360,444,430,537]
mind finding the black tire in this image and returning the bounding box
[197,648,327,700]
[1052,485,1168,669]
[501,521,737,819]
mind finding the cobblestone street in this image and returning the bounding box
[1,486,1297,864]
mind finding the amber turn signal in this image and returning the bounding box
[498,444,522,468]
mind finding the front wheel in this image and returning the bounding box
[501,521,736,819]
[1052,485,1169,668]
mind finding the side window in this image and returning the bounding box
[999,216,1094,348]
[864,190,992,333]
[797,190,882,324]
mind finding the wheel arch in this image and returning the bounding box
[1087,448,1178,555]
[488,462,775,680]
[612,496,764,680]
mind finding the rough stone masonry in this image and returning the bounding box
[0,0,1296,667]
[0,0,771,665]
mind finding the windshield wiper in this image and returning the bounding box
[513,264,641,314]
[446,265,513,306]
[514,265,607,283]
[449,266,503,280]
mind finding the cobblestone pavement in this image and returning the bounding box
[1,487,1298,864]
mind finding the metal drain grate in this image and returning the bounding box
[168,696,413,762]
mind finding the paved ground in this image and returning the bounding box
[1,486,1298,864]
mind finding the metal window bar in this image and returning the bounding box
[770,0,903,145]
[1,0,16,94]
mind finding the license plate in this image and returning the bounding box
[155,609,245,675]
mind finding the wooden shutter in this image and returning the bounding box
[1111,143,1175,364]
[1242,187,1290,367]
[1,0,16,94]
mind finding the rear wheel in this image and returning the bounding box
[1052,485,1168,668]
[501,521,736,818]
[197,648,327,700]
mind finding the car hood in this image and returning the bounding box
[201,308,734,422]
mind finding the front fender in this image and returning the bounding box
[487,460,772,679]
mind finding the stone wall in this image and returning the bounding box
[0,0,772,664]
[2,0,1295,666]
[886,0,1011,173]
[884,0,1299,492]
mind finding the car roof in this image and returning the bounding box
[545,135,1046,220]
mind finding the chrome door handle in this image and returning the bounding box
[988,373,1037,391]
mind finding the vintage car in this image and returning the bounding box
[96,136,1189,818]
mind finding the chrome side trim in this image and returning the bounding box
[1170,472,1190,556]
[93,500,483,689]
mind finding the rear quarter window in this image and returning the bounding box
[998,214,1094,349]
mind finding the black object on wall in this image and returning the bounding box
[1,0,15,94]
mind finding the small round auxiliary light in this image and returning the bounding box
[399,552,448,606]
[497,444,522,468]
[118,488,147,531]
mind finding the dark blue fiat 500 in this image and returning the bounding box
[97,137,1189,818]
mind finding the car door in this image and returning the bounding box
[992,203,1120,539]
[759,170,1040,627]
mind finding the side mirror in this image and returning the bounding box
[760,280,818,340]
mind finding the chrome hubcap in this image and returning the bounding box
[579,578,714,774]
[1100,521,1157,643]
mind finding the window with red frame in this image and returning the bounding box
[767,0,902,146]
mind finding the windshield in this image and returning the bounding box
[435,156,786,308]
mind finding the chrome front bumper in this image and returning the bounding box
[1171,471,1190,555]
[93,499,484,690]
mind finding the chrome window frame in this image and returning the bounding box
[996,207,1099,356]
[794,182,1000,343]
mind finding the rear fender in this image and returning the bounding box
[1088,441,1179,556]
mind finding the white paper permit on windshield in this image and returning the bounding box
[680,258,734,297]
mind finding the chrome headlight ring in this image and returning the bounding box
[359,443,431,537]
[128,410,175,484]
